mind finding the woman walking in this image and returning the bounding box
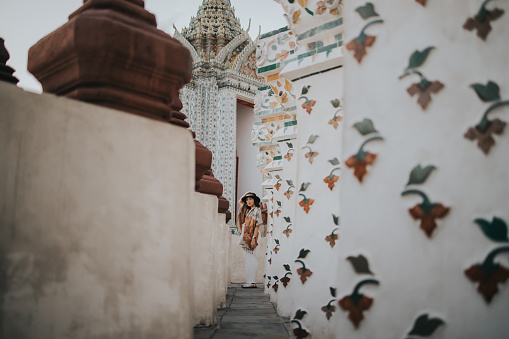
[237,192,263,288]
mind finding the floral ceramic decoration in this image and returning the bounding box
[463,0,505,41]
[339,279,379,328]
[321,287,338,320]
[302,134,319,164]
[284,142,295,162]
[465,216,509,303]
[399,47,444,110]
[298,182,314,213]
[291,309,310,339]
[346,3,383,63]
[464,80,508,154]
[274,239,280,254]
[275,200,282,217]
[284,179,295,199]
[325,214,340,248]
[324,157,341,190]
[279,0,342,27]
[401,164,450,238]
[329,98,343,129]
[295,249,313,283]
[299,85,316,114]
[272,276,279,292]
[405,313,445,338]
[283,217,293,237]
[281,264,293,287]
[256,30,297,68]
[345,118,383,183]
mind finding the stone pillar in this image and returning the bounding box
[27,0,192,122]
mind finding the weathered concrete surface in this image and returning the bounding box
[192,192,218,326]
[0,82,195,339]
[194,284,290,339]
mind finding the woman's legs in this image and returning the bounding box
[244,248,258,285]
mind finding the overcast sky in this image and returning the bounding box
[0,0,287,93]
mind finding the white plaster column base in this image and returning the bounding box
[192,192,218,326]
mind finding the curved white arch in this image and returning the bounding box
[232,40,256,74]
[173,25,201,64]
[213,31,249,65]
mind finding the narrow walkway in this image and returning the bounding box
[194,284,290,339]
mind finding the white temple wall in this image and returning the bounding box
[0,82,194,339]
[336,1,509,338]
[256,1,344,336]
[181,81,239,224]
[285,68,344,339]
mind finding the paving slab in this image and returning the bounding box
[193,284,289,339]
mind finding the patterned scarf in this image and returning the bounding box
[238,206,259,253]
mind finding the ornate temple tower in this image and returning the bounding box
[174,0,264,222]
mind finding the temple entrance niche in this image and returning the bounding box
[236,100,263,223]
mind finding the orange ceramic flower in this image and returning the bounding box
[275,209,281,217]
[304,151,319,164]
[464,119,506,154]
[293,327,309,339]
[345,153,377,183]
[464,7,504,41]
[316,1,327,14]
[270,212,273,219]
[272,283,279,292]
[328,115,342,129]
[299,197,314,214]
[346,35,376,63]
[407,80,444,110]
[284,152,294,161]
[338,295,373,328]
[408,203,450,238]
[284,189,294,200]
[274,182,281,191]
[283,227,292,238]
[321,304,336,320]
[325,232,338,248]
[297,267,313,283]
[268,258,272,265]
[329,7,339,15]
[323,175,339,190]
[465,263,509,304]
[280,276,291,287]
[274,247,279,254]
[301,99,316,114]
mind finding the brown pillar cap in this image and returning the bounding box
[28,0,192,122]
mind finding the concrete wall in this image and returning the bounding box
[191,192,218,326]
[0,82,195,338]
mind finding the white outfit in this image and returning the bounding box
[239,206,262,284]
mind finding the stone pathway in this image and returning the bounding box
[194,284,291,339]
